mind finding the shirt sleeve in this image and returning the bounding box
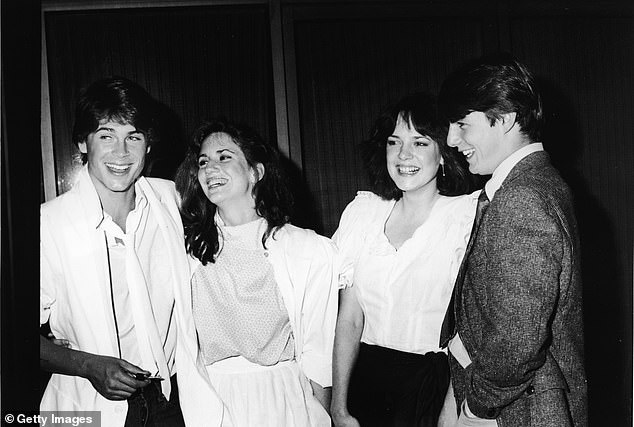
[448,193,479,284]
[40,208,58,326]
[331,192,373,289]
[297,234,340,388]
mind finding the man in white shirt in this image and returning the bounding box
[40,77,187,426]
[438,54,587,426]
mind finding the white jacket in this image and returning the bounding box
[40,166,190,426]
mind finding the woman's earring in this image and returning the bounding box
[441,163,446,177]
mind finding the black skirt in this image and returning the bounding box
[348,343,449,427]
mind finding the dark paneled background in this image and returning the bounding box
[512,13,634,424]
[3,0,631,423]
[45,4,275,193]
[294,5,494,234]
[293,8,633,424]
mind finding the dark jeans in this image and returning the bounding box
[348,344,450,427]
[124,375,185,427]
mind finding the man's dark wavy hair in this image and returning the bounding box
[175,118,293,265]
[362,92,474,200]
[438,52,543,142]
[72,76,159,163]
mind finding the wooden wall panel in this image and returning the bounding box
[294,14,489,234]
[45,5,274,195]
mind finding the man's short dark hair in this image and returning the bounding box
[72,77,159,160]
[439,53,543,142]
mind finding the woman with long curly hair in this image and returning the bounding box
[172,118,337,427]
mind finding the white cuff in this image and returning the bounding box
[448,333,472,368]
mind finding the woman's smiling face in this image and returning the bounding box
[197,132,260,208]
[386,114,442,195]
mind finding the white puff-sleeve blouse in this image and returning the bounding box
[332,191,478,354]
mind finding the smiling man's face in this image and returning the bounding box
[79,120,149,199]
[447,111,507,175]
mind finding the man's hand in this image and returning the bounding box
[81,355,151,400]
[40,335,150,401]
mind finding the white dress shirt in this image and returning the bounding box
[484,143,544,200]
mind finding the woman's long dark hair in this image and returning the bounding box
[362,92,475,200]
[175,118,293,265]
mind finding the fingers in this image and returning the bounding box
[46,333,71,348]
[119,359,151,377]
[52,339,71,348]
[113,360,150,391]
[100,367,141,399]
[87,356,150,400]
[118,369,149,388]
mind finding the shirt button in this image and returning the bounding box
[263,251,269,257]
[526,385,535,395]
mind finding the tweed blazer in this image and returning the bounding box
[451,151,587,427]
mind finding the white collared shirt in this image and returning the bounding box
[100,213,141,368]
[334,191,478,354]
[98,188,176,372]
[484,143,544,199]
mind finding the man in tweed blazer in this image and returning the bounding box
[438,54,587,426]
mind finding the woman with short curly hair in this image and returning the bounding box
[331,92,478,427]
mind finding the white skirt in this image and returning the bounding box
[206,356,331,427]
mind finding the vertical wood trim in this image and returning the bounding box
[281,6,303,170]
[1,68,9,261]
[41,12,57,201]
[269,0,291,158]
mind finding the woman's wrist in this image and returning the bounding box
[330,402,350,418]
